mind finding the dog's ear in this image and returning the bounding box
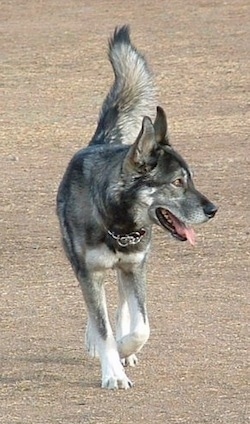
[154,106,170,145]
[123,116,157,174]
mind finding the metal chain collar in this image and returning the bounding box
[107,228,146,247]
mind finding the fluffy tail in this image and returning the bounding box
[90,25,156,145]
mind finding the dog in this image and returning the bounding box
[56,26,217,389]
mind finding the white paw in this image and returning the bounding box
[101,350,133,389]
[117,327,150,359]
[102,374,133,390]
[121,354,138,367]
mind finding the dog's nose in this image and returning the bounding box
[203,202,218,219]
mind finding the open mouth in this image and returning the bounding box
[155,208,196,245]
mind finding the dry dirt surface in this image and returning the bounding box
[1,1,249,423]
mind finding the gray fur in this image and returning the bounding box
[91,25,156,146]
[56,26,217,390]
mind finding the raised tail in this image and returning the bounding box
[90,25,156,145]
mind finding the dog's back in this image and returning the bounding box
[90,25,156,146]
[57,26,217,390]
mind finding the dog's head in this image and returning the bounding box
[122,107,217,245]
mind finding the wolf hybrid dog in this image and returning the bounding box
[57,26,217,389]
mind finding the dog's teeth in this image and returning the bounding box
[161,209,173,225]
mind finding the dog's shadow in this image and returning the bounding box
[1,353,100,388]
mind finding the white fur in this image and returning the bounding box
[85,260,150,388]
[116,285,139,367]
[101,343,132,389]
[86,243,147,271]
[86,314,133,389]
[116,294,150,359]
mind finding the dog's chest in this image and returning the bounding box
[85,243,146,271]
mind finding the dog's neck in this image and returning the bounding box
[107,227,147,247]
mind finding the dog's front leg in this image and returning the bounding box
[116,279,138,367]
[78,269,133,389]
[116,264,150,362]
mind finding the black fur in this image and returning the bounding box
[56,26,217,390]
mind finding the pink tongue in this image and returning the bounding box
[183,227,196,246]
[173,219,196,246]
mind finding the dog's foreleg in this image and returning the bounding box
[78,269,133,389]
[116,265,150,363]
[116,277,131,339]
[116,280,138,367]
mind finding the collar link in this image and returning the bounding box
[107,228,146,247]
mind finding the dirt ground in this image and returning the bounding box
[1,0,249,423]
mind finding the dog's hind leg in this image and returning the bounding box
[116,265,150,363]
[77,269,133,389]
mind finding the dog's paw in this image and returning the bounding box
[102,374,133,390]
[121,354,138,367]
[100,343,134,389]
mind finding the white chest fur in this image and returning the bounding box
[85,243,147,271]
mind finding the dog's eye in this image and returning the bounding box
[172,178,184,187]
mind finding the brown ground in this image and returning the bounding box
[1,1,249,423]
